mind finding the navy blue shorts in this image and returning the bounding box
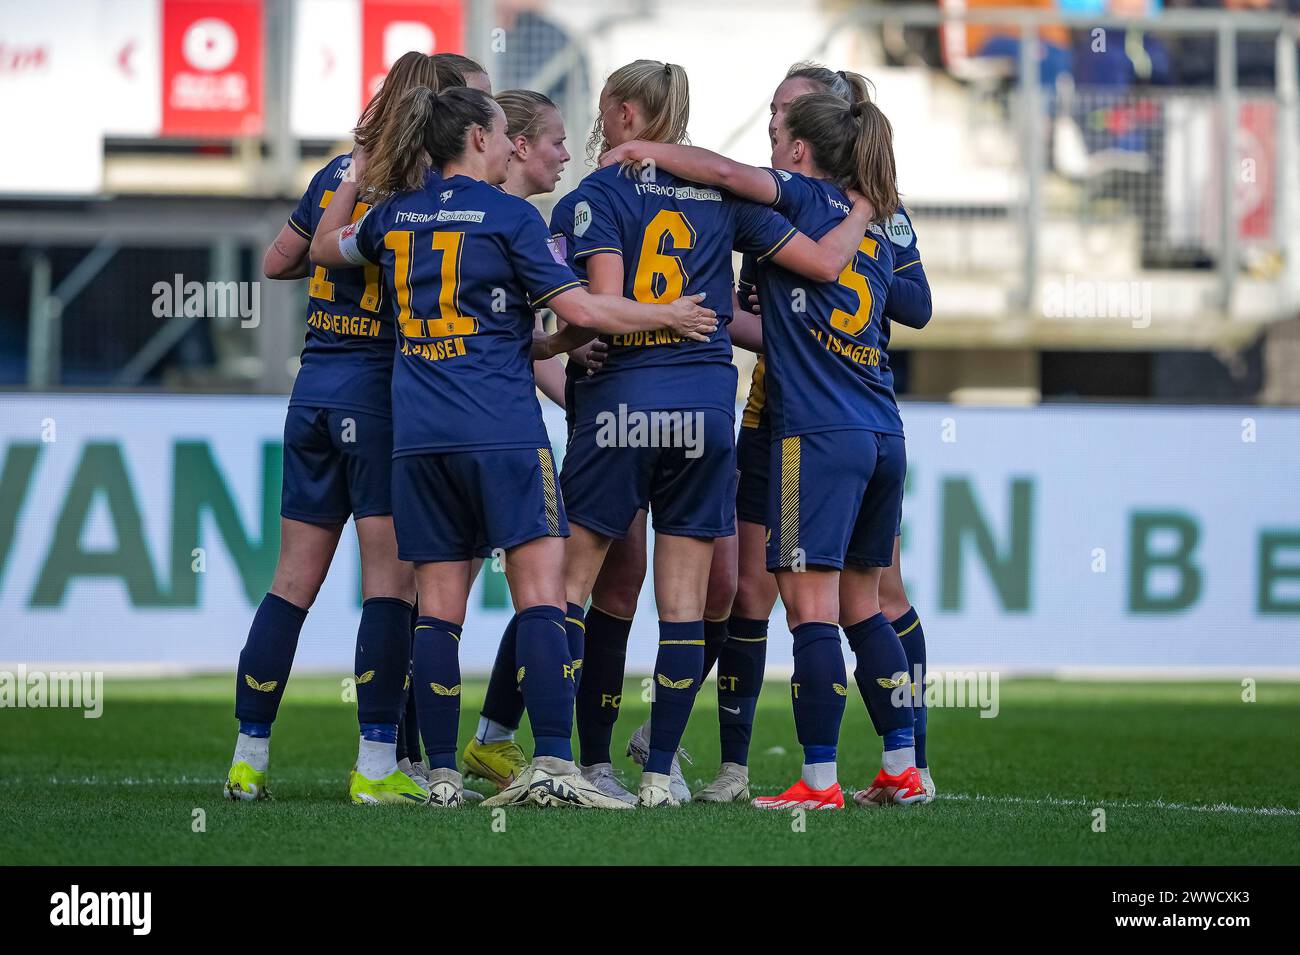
[281,405,393,525]
[735,423,770,526]
[392,447,567,563]
[562,407,736,540]
[766,429,906,571]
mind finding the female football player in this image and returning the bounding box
[310,84,717,808]
[553,59,876,807]
[458,88,606,792]
[689,64,935,805]
[225,52,460,806]
[602,84,929,809]
[392,53,489,781]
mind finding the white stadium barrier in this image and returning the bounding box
[0,394,1296,673]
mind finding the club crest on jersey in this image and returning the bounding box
[440,189,453,203]
[574,200,592,238]
[547,234,567,265]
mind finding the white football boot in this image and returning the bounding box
[694,762,751,803]
[525,756,635,810]
[638,771,680,808]
[626,722,693,803]
[578,762,638,806]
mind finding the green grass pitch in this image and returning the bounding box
[3,676,1298,865]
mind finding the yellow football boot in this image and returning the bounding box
[348,768,430,805]
[224,761,269,801]
[462,738,527,791]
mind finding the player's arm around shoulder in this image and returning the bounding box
[767,190,874,284]
[599,140,779,206]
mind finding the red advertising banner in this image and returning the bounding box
[1238,101,1275,242]
[362,0,463,105]
[162,0,263,137]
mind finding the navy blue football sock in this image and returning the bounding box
[647,620,705,775]
[845,612,914,737]
[354,597,413,741]
[395,701,409,761]
[480,614,523,730]
[790,622,847,768]
[717,615,768,765]
[401,677,422,762]
[404,603,423,762]
[235,592,308,731]
[701,617,729,680]
[891,606,928,768]
[575,607,632,766]
[564,603,586,689]
[515,604,575,760]
[411,616,463,771]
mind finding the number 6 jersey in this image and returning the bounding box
[551,164,799,424]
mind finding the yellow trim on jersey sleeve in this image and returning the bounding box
[893,259,921,273]
[287,217,311,239]
[766,168,783,207]
[573,246,623,260]
[531,280,582,307]
[755,226,797,263]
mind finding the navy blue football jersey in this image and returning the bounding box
[548,188,592,389]
[288,154,394,416]
[878,206,927,394]
[348,175,581,456]
[554,164,797,422]
[751,169,901,438]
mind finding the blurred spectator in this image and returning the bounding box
[1072,0,1173,89]
[1061,1,1177,266]
[1171,0,1291,88]
[946,0,1073,86]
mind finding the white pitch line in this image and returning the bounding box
[6,776,1300,818]
[739,785,1300,817]
[931,791,1300,818]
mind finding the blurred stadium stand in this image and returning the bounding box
[1,0,1298,404]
